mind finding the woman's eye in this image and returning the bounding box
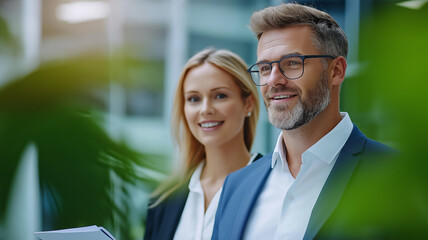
[216,93,227,99]
[187,96,199,102]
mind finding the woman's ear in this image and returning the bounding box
[245,94,255,114]
[329,56,347,86]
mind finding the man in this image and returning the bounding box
[212,3,393,240]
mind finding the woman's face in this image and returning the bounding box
[183,63,253,148]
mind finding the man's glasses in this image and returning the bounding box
[247,55,336,86]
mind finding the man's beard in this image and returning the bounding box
[266,72,330,130]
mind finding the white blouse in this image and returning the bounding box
[173,154,259,240]
[173,162,221,240]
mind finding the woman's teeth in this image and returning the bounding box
[200,122,222,128]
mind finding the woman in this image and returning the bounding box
[144,48,260,240]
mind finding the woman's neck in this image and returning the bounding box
[199,139,250,211]
[203,141,250,180]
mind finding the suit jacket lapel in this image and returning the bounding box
[303,125,367,240]
[231,154,273,239]
[159,184,189,239]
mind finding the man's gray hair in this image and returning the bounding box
[250,3,348,59]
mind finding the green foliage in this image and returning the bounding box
[0,16,19,55]
[331,2,428,237]
[0,55,167,239]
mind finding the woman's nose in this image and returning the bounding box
[200,99,215,116]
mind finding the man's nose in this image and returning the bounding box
[266,64,288,87]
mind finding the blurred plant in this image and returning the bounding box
[0,16,19,56]
[0,55,169,239]
[323,1,428,238]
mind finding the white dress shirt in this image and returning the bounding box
[174,154,259,240]
[243,113,353,240]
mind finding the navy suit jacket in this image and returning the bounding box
[144,183,189,240]
[212,125,394,240]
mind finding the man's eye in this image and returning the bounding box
[283,59,303,68]
[216,93,227,99]
[257,64,272,76]
[187,96,199,102]
[259,65,271,73]
[288,61,301,66]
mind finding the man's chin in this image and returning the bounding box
[269,112,296,130]
[268,101,310,130]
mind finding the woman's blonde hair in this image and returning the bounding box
[151,48,260,206]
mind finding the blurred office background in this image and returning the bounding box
[0,0,426,239]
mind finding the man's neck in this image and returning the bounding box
[282,110,342,178]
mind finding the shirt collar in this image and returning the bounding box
[272,132,286,168]
[188,161,204,194]
[271,112,353,168]
[305,112,353,164]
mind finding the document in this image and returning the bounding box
[35,225,115,240]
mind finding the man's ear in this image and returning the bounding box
[329,56,347,86]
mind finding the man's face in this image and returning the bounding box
[257,25,331,130]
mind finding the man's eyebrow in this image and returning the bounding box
[256,52,302,63]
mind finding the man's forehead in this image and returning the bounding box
[256,26,315,60]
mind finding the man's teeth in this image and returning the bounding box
[201,122,221,128]
[273,95,293,100]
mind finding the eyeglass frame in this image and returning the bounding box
[247,54,336,86]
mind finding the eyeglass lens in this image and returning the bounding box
[251,56,304,85]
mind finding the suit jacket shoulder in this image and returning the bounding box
[213,154,273,240]
[305,125,396,239]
